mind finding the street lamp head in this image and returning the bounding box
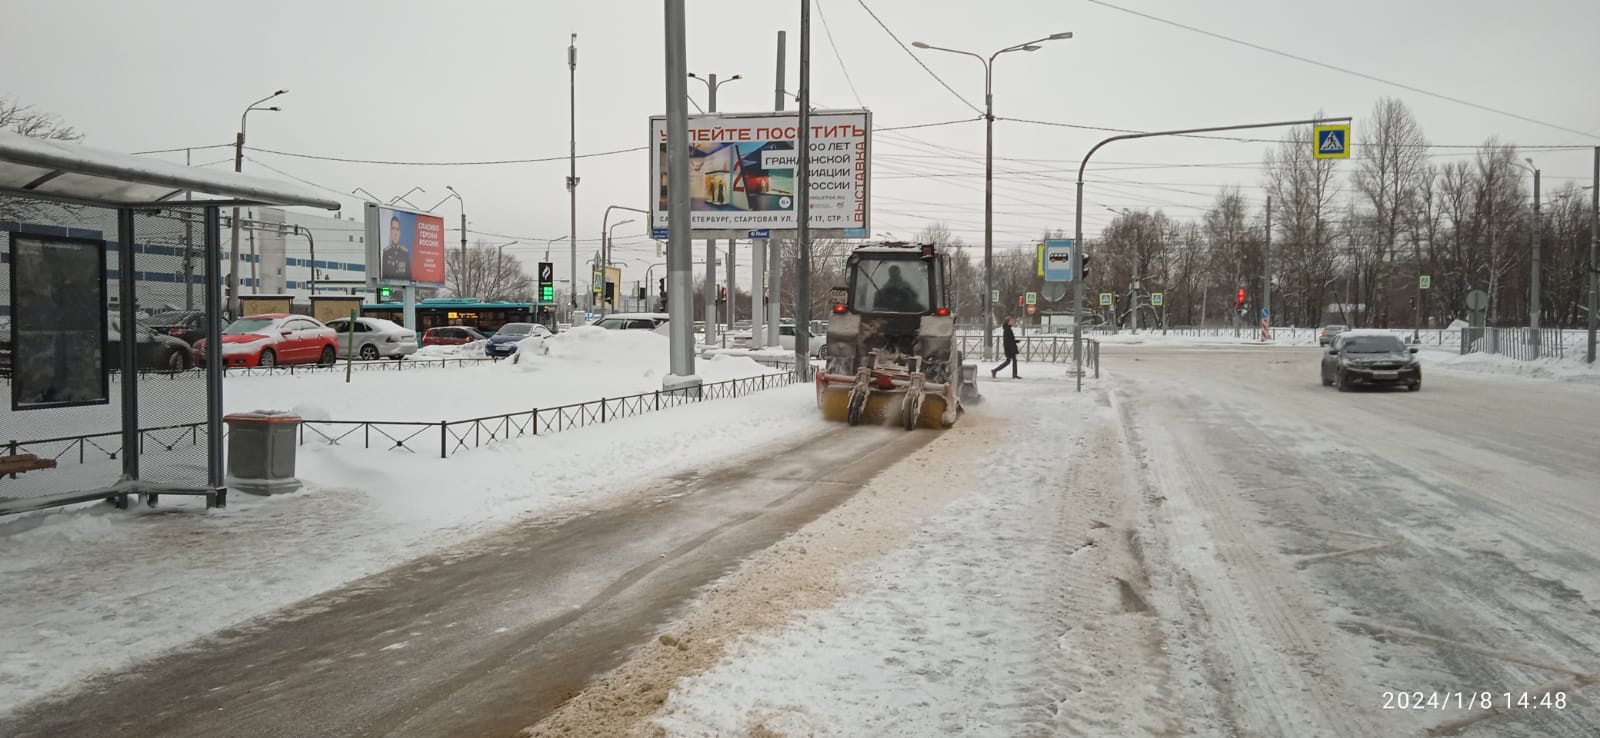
[911,41,930,49]
[1048,32,1073,40]
[1019,45,1041,52]
[264,106,281,112]
[687,72,700,79]
[272,89,289,96]
[729,74,742,81]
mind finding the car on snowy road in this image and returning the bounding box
[421,326,488,346]
[324,316,419,360]
[1321,330,1420,391]
[195,314,339,368]
[484,322,551,357]
[1318,324,1348,346]
[591,312,671,334]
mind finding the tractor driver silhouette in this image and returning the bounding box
[873,264,923,313]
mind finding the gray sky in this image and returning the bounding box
[6,0,1598,289]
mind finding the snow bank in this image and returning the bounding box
[1419,347,1600,382]
[408,340,486,359]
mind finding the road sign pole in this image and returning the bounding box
[1262,196,1271,342]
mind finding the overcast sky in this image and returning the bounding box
[6,0,1598,290]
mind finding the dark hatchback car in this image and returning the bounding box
[1321,332,1420,392]
[144,310,225,346]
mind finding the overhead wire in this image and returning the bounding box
[815,0,867,109]
[853,0,983,115]
[1084,0,1600,140]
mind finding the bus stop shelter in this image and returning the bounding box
[0,130,340,514]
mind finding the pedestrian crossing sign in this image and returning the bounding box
[1314,124,1350,159]
[1098,292,1113,306]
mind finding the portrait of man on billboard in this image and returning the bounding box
[381,213,412,281]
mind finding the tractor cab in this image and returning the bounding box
[818,242,978,429]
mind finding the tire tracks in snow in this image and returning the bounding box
[1109,380,1386,738]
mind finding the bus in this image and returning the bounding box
[361,297,558,335]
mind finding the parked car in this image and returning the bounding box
[1321,330,1421,392]
[484,322,552,357]
[144,310,226,346]
[729,322,826,357]
[591,313,671,334]
[1318,324,1348,347]
[195,314,339,368]
[421,326,488,346]
[324,316,419,360]
[109,311,196,372]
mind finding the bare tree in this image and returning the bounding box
[444,241,534,302]
[1352,98,1429,325]
[0,96,85,222]
[1265,120,1341,326]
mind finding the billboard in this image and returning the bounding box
[9,233,109,410]
[364,203,447,286]
[649,110,871,237]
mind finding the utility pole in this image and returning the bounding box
[766,30,787,350]
[727,240,736,332]
[1263,196,1272,341]
[1528,159,1542,357]
[568,34,580,314]
[794,0,813,375]
[662,0,698,388]
[1589,146,1598,364]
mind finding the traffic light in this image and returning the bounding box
[1017,295,1025,307]
[377,285,393,301]
[1236,288,1247,307]
[1080,253,1091,282]
[636,286,647,300]
[659,278,666,295]
[718,286,728,303]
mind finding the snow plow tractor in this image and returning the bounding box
[816,242,981,430]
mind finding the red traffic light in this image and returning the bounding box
[1017,295,1025,306]
[1236,288,1246,306]
[833,303,847,314]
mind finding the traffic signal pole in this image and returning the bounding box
[1073,115,1351,391]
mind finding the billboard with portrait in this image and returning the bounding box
[9,233,109,410]
[364,203,447,286]
[649,110,871,238]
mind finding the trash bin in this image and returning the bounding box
[224,410,303,495]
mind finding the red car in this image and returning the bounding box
[195,314,339,368]
[421,326,487,346]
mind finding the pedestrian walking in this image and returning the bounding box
[991,317,1019,379]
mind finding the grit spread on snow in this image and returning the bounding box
[0,326,801,717]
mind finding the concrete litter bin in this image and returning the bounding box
[224,410,303,495]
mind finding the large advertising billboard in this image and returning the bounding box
[364,203,447,286]
[649,110,871,238]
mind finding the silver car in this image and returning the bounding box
[324,317,418,360]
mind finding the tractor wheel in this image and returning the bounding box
[846,390,867,426]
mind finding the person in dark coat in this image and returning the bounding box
[992,316,1019,378]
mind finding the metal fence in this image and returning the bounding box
[1459,327,1570,361]
[957,334,1095,365]
[3,370,802,499]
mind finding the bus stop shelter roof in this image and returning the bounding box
[0,130,341,211]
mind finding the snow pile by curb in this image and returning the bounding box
[408,340,487,359]
[1420,347,1600,382]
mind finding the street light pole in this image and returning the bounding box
[1529,160,1542,357]
[607,220,635,311]
[229,89,286,318]
[1073,115,1351,391]
[568,33,580,314]
[663,0,698,387]
[446,185,466,266]
[913,33,1071,360]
